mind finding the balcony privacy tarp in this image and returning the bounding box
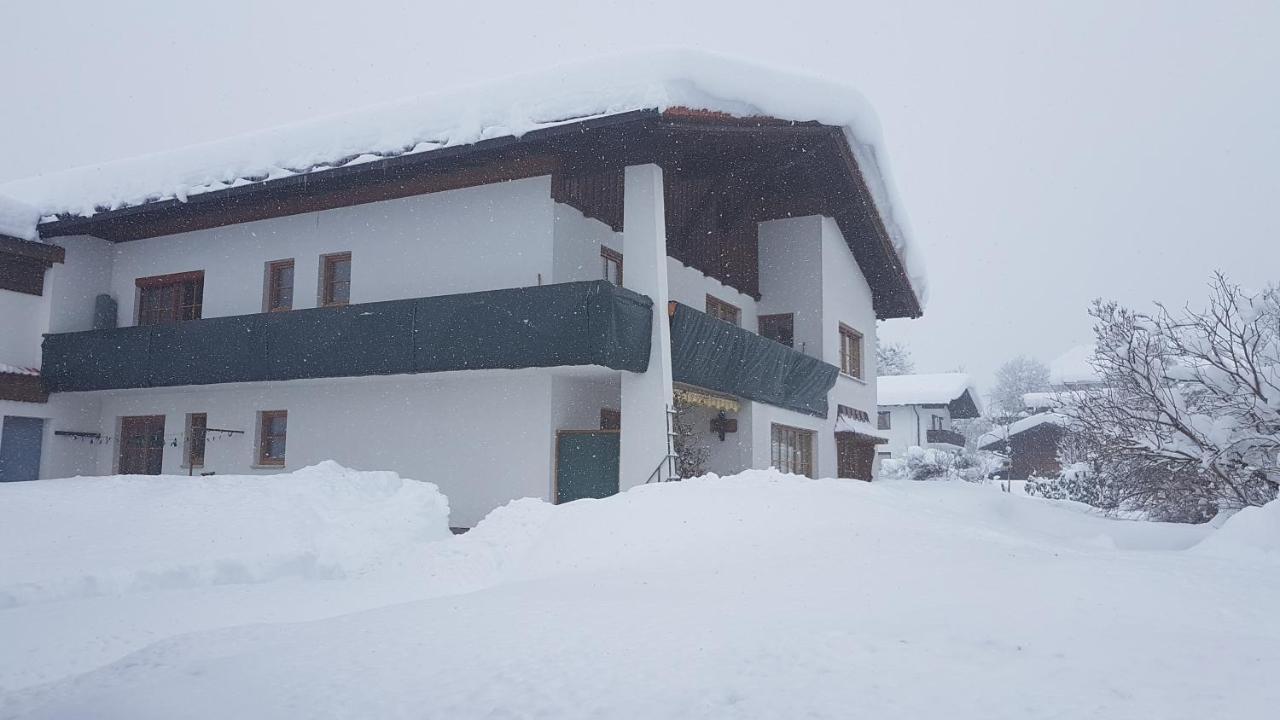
[668,303,839,417]
[42,281,652,392]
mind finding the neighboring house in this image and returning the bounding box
[978,413,1068,480]
[980,345,1098,479]
[0,52,926,525]
[876,373,982,459]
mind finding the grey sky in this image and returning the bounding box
[3,0,1277,392]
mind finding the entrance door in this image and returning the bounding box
[0,416,45,482]
[836,433,875,481]
[555,431,620,504]
[119,415,166,475]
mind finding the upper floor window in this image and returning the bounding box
[877,411,892,430]
[257,410,288,467]
[931,415,945,431]
[706,294,741,326]
[265,259,295,312]
[136,271,203,326]
[601,247,623,286]
[320,252,351,307]
[839,324,863,379]
[758,313,794,347]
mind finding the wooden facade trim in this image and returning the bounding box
[0,372,47,403]
[0,235,65,296]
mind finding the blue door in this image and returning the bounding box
[0,416,45,482]
[555,431,620,504]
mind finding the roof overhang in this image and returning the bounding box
[34,111,923,319]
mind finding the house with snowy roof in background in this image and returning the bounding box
[0,50,927,526]
[875,372,982,461]
[978,345,1098,479]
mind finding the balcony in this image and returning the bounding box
[41,280,652,393]
[926,428,967,448]
[668,302,839,417]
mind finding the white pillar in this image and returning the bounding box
[619,164,675,490]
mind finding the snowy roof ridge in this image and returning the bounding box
[978,412,1069,448]
[0,194,40,241]
[0,49,926,304]
[1050,344,1100,386]
[877,372,981,411]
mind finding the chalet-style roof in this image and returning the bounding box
[978,412,1069,449]
[877,372,983,418]
[1050,345,1101,387]
[0,50,926,318]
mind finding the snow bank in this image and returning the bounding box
[0,194,39,241]
[1193,499,1280,557]
[0,461,450,608]
[0,49,925,303]
[10,470,1265,720]
[877,372,980,409]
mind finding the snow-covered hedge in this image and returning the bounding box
[0,462,450,608]
[879,446,1004,483]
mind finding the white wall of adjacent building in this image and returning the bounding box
[878,404,955,458]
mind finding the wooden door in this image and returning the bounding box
[119,415,166,475]
[836,434,875,481]
[555,431,620,504]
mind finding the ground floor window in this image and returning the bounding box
[119,415,166,475]
[257,410,288,467]
[771,423,815,478]
[184,412,207,468]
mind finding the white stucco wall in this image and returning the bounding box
[878,404,954,458]
[45,235,114,334]
[0,394,102,479]
[820,217,878,423]
[102,178,555,326]
[0,289,45,369]
[758,216,824,358]
[67,369,568,527]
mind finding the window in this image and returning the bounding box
[839,324,863,379]
[136,271,203,326]
[320,253,351,307]
[257,410,288,466]
[184,413,207,468]
[758,313,794,347]
[770,423,815,478]
[706,294,741,326]
[118,415,166,475]
[600,408,621,431]
[931,415,945,431]
[877,411,892,430]
[601,247,623,287]
[265,259,295,312]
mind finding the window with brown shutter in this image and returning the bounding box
[705,294,741,326]
[265,259,294,312]
[257,410,288,466]
[185,412,207,468]
[136,271,203,326]
[320,253,351,307]
[839,324,863,379]
[758,313,794,347]
[600,247,623,287]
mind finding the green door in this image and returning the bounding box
[555,431,620,504]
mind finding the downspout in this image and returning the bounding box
[912,405,922,446]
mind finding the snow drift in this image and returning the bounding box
[1193,499,1280,556]
[0,461,450,608]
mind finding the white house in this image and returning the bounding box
[876,373,982,459]
[0,51,927,526]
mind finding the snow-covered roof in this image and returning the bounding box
[1050,345,1101,386]
[978,412,1069,449]
[0,194,39,241]
[877,373,983,417]
[834,414,890,441]
[1022,391,1064,410]
[0,50,925,304]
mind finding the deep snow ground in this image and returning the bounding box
[2,469,1278,719]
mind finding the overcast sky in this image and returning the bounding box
[3,0,1277,392]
